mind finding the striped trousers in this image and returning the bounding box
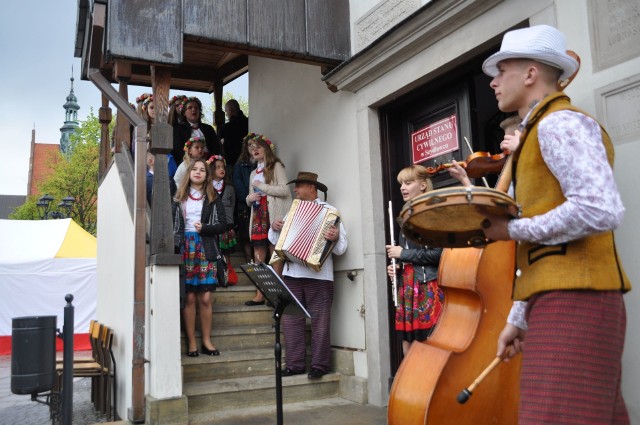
[282,277,334,373]
[520,290,629,425]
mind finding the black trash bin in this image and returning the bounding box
[11,315,57,395]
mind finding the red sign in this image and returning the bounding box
[411,114,459,164]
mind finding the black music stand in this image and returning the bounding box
[240,263,310,425]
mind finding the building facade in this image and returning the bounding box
[77,0,640,422]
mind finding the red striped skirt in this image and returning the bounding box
[520,290,629,425]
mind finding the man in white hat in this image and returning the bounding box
[479,25,631,424]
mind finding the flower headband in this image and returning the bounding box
[184,137,205,151]
[141,95,154,111]
[244,133,276,152]
[136,93,151,104]
[169,95,187,113]
[180,96,202,111]
[207,154,226,166]
[170,95,187,105]
[243,132,260,143]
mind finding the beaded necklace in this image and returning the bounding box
[188,187,204,201]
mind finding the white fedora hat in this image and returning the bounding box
[482,25,579,80]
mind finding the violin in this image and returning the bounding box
[425,150,509,179]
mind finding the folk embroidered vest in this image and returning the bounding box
[511,92,631,300]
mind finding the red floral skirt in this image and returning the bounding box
[394,263,444,342]
[250,196,270,242]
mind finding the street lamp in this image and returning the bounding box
[37,194,75,219]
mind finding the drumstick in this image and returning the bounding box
[463,137,489,188]
[457,356,502,404]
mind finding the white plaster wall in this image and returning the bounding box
[147,265,182,398]
[247,56,366,351]
[97,162,135,420]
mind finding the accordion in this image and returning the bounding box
[274,199,341,271]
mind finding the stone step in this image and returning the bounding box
[229,255,252,268]
[181,322,312,353]
[182,347,277,382]
[212,284,259,306]
[184,372,340,415]
[213,303,274,326]
[187,397,357,425]
[181,324,276,353]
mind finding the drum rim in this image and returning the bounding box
[400,186,516,213]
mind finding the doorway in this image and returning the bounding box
[379,51,514,376]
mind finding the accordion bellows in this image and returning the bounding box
[275,199,340,271]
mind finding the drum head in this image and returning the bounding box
[399,186,520,248]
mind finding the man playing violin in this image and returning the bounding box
[478,25,631,425]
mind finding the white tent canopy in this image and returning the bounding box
[0,219,96,354]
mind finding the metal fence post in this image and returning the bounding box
[62,294,74,425]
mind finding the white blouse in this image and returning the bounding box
[184,189,204,232]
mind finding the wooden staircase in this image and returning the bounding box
[180,254,341,424]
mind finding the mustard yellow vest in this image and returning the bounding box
[512,92,631,300]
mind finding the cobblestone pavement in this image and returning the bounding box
[0,354,109,425]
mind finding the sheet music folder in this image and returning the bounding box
[240,263,310,318]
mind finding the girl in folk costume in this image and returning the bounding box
[209,154,239,285]
[244,134,292,306]
[173,158,227,357]
[168,94,188,126]
[174,137,205,188]
[140,94,156,127]
[386,165,444,355]
[135,92,151,116]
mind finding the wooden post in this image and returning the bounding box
[150,66,176,257]
[114,61,132,153]
[213,80,225,132]
[98,94,112,179]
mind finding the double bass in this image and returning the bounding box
[387,238,520,424]
[389,142,521,425]
[387,50,581,424]
[387,194,520,424]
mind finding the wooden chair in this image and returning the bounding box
[99,326,116,420]
[54,322,117,419]
[55,322,106,412]
[55,319,98,363]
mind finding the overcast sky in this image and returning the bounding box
[0,0,247,196]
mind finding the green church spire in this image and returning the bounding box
[60,67,80,154]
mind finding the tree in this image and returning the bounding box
[10,110,101,234]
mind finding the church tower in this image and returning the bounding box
[59,69,80,154]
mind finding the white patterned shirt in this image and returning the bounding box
[507,108,625,330]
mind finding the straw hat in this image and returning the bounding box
[482,25,579,80]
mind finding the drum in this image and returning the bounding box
[399,186,521,248]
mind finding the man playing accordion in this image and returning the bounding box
[269,171,348,379]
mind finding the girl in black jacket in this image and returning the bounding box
[386,165,444,355]
[174,159,227,357]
